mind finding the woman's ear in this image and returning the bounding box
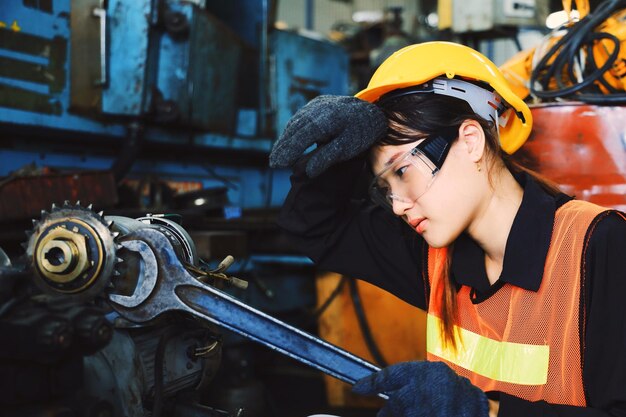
[458,120,486,163]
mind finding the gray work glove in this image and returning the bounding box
[353,361,489,417]
[269,95,387,177]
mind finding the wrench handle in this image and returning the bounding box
[176,283,388,399]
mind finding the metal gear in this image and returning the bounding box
[26,201,118,301]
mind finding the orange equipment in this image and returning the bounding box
[500,0,626,103]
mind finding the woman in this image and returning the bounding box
[270,42,626,417]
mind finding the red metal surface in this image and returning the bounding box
[0,171,118,221]
[513,103,626,211]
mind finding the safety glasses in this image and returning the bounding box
[369,128,458,212]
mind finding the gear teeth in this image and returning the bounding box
[40,209,48,217]
[116,257,123,263]
[51,203,58,210]
[106,220,114,227]
[87,203,93,210]
[115,244,123,250]
[112,232,120,239]
[75,200,81,206]
[113,270,121,276]
[63,200,70,207]
[108,282,115,289]
[20,242,28,250]
[32,219,38,226]
[98,211,104,217]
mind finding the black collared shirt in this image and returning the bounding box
[451,173,569,303]
[278,158,626,417]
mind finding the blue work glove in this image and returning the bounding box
[269,95,387,177]
[353,361,489,417]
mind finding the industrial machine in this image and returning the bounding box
[498,0,626,210]
[1,202,385,416]
[0,0,348,226]
[438,0,550,33]
[500,0,626,102]
[0,0,354,415]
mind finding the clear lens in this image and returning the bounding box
[369,146,439,211]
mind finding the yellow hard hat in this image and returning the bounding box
[356,41,532,154]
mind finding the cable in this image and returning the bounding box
[348,278,388,367]
[310,275,346,320]
[111,122,144,183]
[530,0,626,103]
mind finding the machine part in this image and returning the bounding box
[83,322,222,417]
[152,2,243,132]
[163,9,191,38]
[311,275,346,320]
[173,403,231,417]
[110,122,144,183]
[0,247,10,268]
[0,299,113,363]
[501,0,626,103]
[92,3,108,87]
[272,30,349,137]
[107,228,387,398]
[348,278,388,368]
[531,1,626,102]
[514,103,626,211]
[184,262,249,290]
[499,47,535,100]
[67,306,113,351]
[136,214,198,265]
[26,202,118,300]
[152,88,182,124]
[563,0,591,19]
[107,213,197,265]
[438,0,550,32]
[0,171,118,222]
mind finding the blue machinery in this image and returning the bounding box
[0,0,348,295]
[0,0,348,210]
[0,3,351,413]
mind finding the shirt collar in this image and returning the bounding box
[451,173,568,298]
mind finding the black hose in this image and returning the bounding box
[348,278,388,367]
[311,275,346,320]
[530,0,626,103]
[111,122,144,183]
[0,296,22,318]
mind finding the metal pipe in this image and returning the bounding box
[306,0,314,30]
[92,1,108,87]
[258,0,269,135]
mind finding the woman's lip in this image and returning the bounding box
[416,219,427,234]
[408,217,425,229]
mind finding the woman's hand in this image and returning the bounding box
[269,95,387,177]
[353,361,489,417]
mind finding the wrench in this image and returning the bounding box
[108,228,387,398]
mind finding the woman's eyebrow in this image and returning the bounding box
[385,151,404,167]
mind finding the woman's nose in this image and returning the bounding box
[391,197,414,216]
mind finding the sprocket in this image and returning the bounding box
[26,201,119,301]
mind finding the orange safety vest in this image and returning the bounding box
[426,200,613,406]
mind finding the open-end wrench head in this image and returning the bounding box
[107,228,198,323]
[108,239,158,308]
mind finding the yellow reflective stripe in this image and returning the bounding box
[426,315,549,386]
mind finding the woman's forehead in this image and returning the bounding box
[370,142,419,173]
[371,141,422,162]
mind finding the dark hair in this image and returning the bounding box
[374,92,561,349]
